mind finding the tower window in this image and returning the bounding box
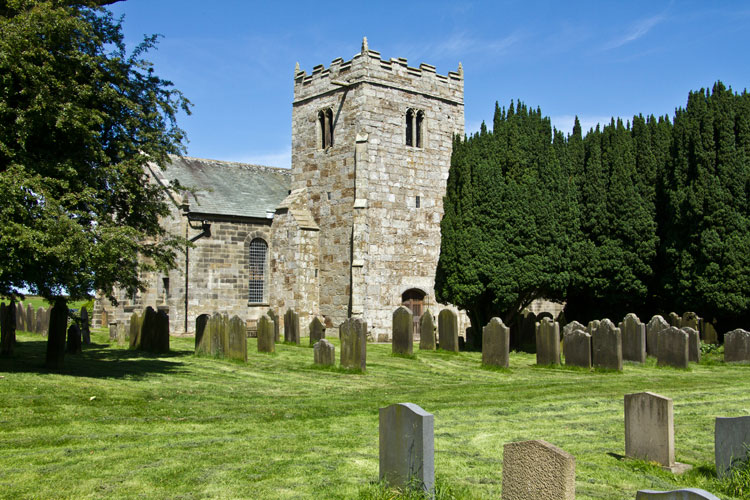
[416,196,421,208]
[248,238,268,303]
[406,108,424,148]
[318,108,334,149]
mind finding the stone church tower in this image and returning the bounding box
[269,39,465,339]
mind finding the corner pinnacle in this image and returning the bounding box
[362,36,368,53]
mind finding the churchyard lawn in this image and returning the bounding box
[0,330,748,499]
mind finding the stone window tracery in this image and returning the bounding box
[318,108,334,149]
[406,108,425,148]
[248,238,268,303]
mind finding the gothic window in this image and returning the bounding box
[406,108,424,148]
[318,108,334,149]
[248,238,268,303]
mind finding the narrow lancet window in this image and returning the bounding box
[248,238,268,303]
[416,111,424,148]
[406,108,414,146]
[318,108,334,149]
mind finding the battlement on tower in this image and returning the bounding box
[293,39,463,105]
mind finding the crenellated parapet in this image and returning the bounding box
[293,38,463,106]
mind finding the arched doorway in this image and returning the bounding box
[401,289,426,337]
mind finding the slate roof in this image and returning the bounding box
[156,155,292,219]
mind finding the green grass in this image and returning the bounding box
[1,330,748,499]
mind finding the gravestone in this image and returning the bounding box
[700,319,718,344]
[128,312,142,349]
[619,313,646,363]
[392,306,413,355]
[437,309,458,352]
[658,327,689,369]
[680,327,700,363]
[535,317,560,365]
[66,324,82,354]
[625,392,675,469]
[284,309,300,344]
[379,403,434,494]
[636,489,721,500]
[116,323,127,344]
[340,317,367,371]
[227,315,247,362]
[15,302,24,332]
[45,301,68,369]
[195,314,210,353]
[715,416,750,479]
[140,307,159,352]
[267,309,280,342]
[257,314,275,353]
[724,329,750,363]
[314,339,335,366]
[81,307,91,345]
[520,311,538,348]
[668,312,681,328]
[562,320,585,338]
[563,329,591,368]
[0,302,15,356]
[209,313,227,357]
[646,315,670,357]
[309,316,325,346]
[108,322,118,341]
[482,317,510,368]
[586,319,600,336]
[35,307,44,334]
[593,319,622,371]
[681,312,700,332]
[26,304,34,333]
[501,439,575,500]
[419,311,436,350]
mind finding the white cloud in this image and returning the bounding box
[601,14,666,51]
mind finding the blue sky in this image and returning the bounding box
[109,1,750,169]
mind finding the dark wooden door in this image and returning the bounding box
[401,289,425,337]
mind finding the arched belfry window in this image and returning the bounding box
[318,108,333,149]
[248,238,268,303]
[406,108,424,148]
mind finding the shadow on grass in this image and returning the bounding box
[0,340,189,379]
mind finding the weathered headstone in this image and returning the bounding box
[81,307,91,345]
[482,317,510,368]
[309,316,325,346]
[699,319,718,345]
[116,323,127,344]
[45,301,68,369]
[392,306,413,355]
[39,307,50,337]
[437,309,458,352]
[657,327,689,369]
[379,403,434,494]
[501,439,575,500]
[646,315,670,357]
[195,313,210,353]
[340,317,367,371]
[419,311,436,350]
[15,302,24,332]
[26,304,34,333]
[209,313,227,357]
[635,488,721,500]
[619,313,646,363]
[586,319,600,336]
[681,311,700,332]
[66,324,82,354]
[108,321,117,341]
[625,392,675,469]
[267,308,279,342]
[680,327,700,363]
[520,311,538,348]
[226,315,246,362]
[715,416,750,479]
[0,302,16,356]
[128,311,142,349]
[562,320,585,338]
[724,329,750,363]
[257,314,275,353]
[563,329,591,368]
[35,307,44,334]
[284,308,300,345]
[536,317,560,365]
[313,339,335,366]
[593,319,622,371]
[668,312,681,328]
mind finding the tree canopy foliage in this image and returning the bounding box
[0,0,189,302]
[437,83,750,340]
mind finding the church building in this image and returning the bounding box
[94,39,468,340]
